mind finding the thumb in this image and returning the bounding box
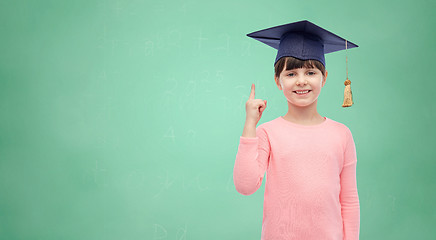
[260,100,267,112]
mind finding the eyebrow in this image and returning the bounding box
[284,68,316,72]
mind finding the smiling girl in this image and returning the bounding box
[233,20,360,240]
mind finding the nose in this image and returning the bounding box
[296,78,308,86]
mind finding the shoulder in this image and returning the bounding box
[326,117,353,140]
[256,117,280,131]
[253,117,280,138]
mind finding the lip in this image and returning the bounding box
[293,89,311,92]
[293,90,311,96]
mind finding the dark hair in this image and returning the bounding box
[274,56,326,81]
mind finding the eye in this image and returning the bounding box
[288,73,295,77]
[307,71,316,75]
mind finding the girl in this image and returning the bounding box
[233,20,360,240]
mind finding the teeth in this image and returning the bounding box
[296,90,309,94]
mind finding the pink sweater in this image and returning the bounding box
[233,116,360,240]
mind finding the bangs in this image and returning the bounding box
[274,56,325,80]
[285,57,318,70]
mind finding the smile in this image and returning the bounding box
[293,90,311,95]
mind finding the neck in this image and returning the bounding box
[283,99,324,124]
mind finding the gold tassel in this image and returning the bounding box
[342,78,353,107]
[342,40,353,107]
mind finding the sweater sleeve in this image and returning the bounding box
[233,125,270,196]
[340,129,360,240]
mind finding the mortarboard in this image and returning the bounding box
[246,20,358,107]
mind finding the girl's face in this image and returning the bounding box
[275,67,327,108]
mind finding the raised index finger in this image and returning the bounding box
[249,83,255,100]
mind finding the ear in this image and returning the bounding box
[322,70,328,87]
[275,75,282,90]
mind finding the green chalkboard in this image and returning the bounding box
[1,0,435,239]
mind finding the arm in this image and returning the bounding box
[340,129,360,240]
[233,125,270,195]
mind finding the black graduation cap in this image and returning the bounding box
[246,20,358,67]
